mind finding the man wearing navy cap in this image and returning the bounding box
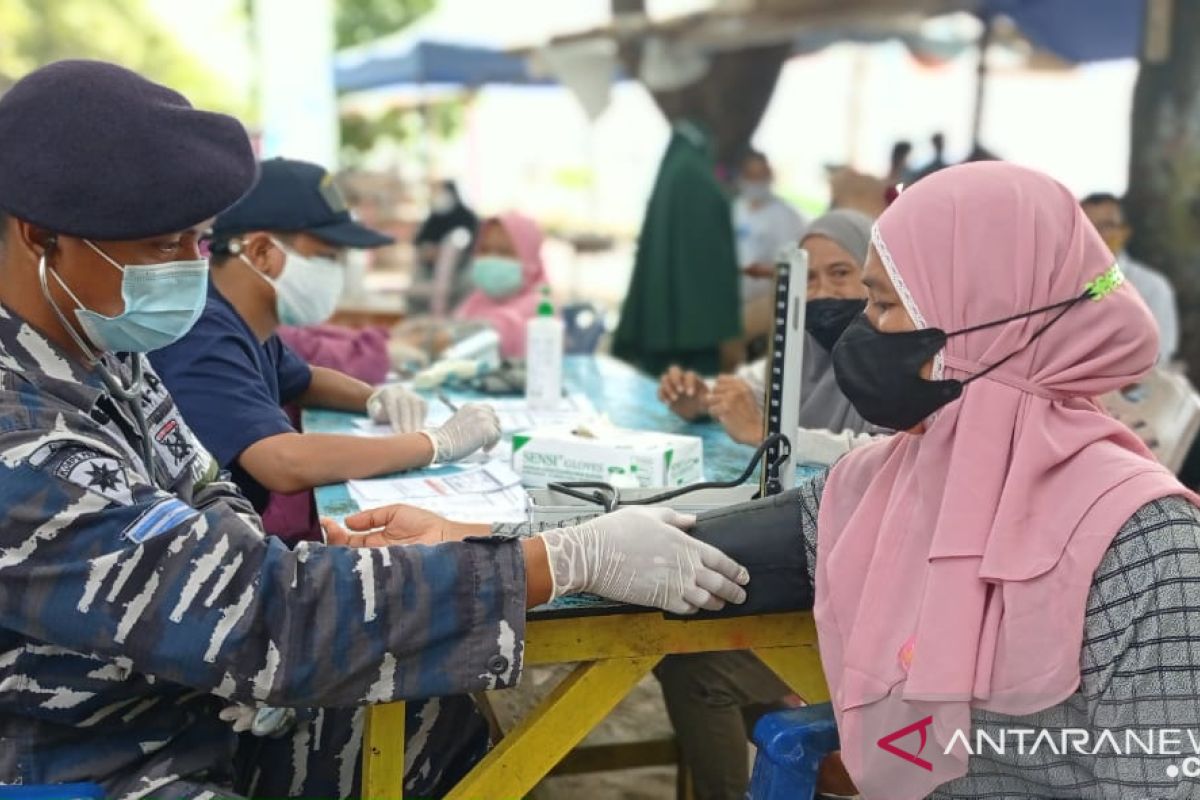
[149,157,502,540]
[0,60,754,798]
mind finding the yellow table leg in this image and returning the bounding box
[362,700,407,800]
[445,656,662,800]
[753,645,830,703]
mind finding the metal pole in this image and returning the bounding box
[971,14,995,155]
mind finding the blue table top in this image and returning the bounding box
[306,355,763,521]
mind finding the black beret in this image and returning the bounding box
[0,59,258,240]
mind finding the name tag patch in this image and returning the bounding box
[56,452,133,506]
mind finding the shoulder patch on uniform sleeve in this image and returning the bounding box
[123,497,200,544]
[53,451,134,505]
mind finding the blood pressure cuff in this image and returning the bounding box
[669,487,812,620]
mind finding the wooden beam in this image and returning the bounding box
[549,738,681,776]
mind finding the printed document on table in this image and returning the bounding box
[352,393,597,437]
[347,461,527,523]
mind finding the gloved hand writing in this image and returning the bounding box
[538,507,750,615]
[422,403,501,463]
[367,383,428,433]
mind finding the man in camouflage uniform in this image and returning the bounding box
[0,60,523,800]
[0,292,497,796]
[0,60,749,800]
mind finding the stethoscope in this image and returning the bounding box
[38,251,157,473]
[40,249,294,750]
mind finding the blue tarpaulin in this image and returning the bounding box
[336,40,546,93]
[335,0,1147,95]
[980,0,1145,62]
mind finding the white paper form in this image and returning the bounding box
[347,462,527,524]
[352,393,597,437]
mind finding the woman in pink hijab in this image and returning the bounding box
[454,212,549,358]
[774,162,1200,798]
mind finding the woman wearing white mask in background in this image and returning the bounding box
[150,157,502,543]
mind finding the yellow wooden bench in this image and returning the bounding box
[361,610,826,799]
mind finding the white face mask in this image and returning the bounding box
[739,180,771,203]
[241,238,344,326]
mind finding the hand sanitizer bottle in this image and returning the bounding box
[525,287,563,411]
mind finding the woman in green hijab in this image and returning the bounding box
[613,121,742,375]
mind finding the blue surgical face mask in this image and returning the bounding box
[472,255,524,299]
[50,240,209,353]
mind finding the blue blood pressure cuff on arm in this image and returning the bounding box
[673,488,812,619]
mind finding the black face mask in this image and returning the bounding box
[831,292,1089,431]
[806,298,867,352]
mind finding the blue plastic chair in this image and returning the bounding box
[562,303,606,355]
[747,702,840,800]
[0,785,104,800]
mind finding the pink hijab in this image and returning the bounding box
[454,212,549,358]
[814,162,1197,798]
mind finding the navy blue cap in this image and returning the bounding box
[211,157,395,249]
[0,60,257,240]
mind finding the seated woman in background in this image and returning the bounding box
[658,209,879,465]
[451,211,550,359]
[277,322,391,384]
[649,209,879,800]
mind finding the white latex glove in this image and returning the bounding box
[794,427,880,467]
[367,384,428,433]
[218,703,295,737]
[422,403,501,463]
[538,507,750,615]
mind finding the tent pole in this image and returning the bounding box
[846,45,868,166]
[419,81,432,187]
[971,13,994,154]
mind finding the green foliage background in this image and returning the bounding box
[335,0,465,166]
[0,0,241,114]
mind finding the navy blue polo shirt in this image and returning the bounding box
[150,284,312,511]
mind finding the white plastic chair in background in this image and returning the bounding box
[1101,365,1200,473]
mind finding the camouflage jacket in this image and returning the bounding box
[0,306,525,798]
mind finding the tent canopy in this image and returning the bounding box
[335,0,1147,95]
[336,39,544,92]
[978,0,1144,63]
[334,4,558,93]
